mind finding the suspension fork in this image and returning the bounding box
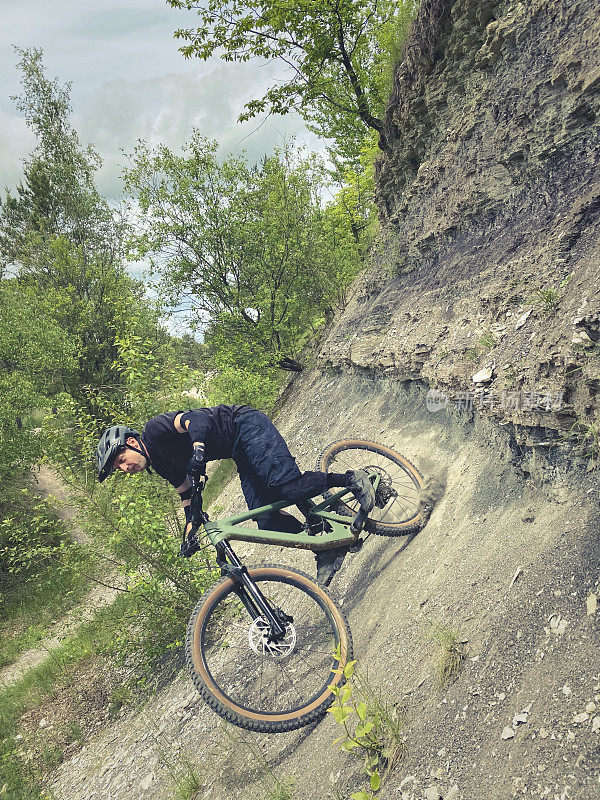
[216,542,288,640]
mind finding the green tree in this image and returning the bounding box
[169,333,210,370]
[0,48,160,394]
[123,134,362,384]
[42,334,217,670]
[168,0,417,159]
[0,278,77,480]
[1,47,106,263]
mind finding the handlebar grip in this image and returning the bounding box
[350,505,368,535]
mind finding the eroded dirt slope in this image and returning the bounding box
[47,374,600,800]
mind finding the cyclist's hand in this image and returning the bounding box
[187,445,206,488]
[180,513,209,558]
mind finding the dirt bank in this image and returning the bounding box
[46,373,600,800]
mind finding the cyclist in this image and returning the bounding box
[96,404,374,585]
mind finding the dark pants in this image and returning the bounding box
[232,410,336,532]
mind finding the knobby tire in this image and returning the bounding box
[316,439,424,535]
[185,565,352,733]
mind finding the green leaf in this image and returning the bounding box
[344,660,356,679]
[357,701,367,721]
[330,705,351,723]
[370,770,381,792]
[340,739,360,751]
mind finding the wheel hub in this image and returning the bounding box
[248,616,297,658]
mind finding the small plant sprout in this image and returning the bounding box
[527,277,570,315]
[147,715,204,800]
[426,621,467,687]
[174,763,204,800]
[479,332,496,350]
[567,419,600,465]
[328,649,406,796]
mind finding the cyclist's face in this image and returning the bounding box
[113,437,147,474]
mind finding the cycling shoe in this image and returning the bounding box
[315,545,350,587]
[346,469,375,513]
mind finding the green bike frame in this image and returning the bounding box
[200,478,380,552]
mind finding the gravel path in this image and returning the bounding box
[0,467,125,689]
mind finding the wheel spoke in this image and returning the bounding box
[195,575,347,721]
[321,441,423,532]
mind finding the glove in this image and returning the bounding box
[180,527,201,558]
[187,444,206,488]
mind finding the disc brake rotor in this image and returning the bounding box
[248,616,297,658]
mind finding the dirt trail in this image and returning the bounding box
[0,467,125,689]
[32,465,93,545]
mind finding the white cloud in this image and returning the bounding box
[74,63,323,197]
[0,0,323,198]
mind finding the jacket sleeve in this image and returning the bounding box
[179,410,210,446]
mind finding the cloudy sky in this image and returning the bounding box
[0,0,321,200]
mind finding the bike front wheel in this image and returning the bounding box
[185,565,353,733]
[316,439,424,535]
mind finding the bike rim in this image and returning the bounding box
[323,442,421,527]
[193,573,347,721]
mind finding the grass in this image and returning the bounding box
[0,574,196,800]
[566,419,600,464]
[426,621,467,687]
[479,332,496,350]
[0,594,139,800]
[0,484,98,670]
[173,764,204,800]
[0,556,95,669]
[462,334,496,364]
[526,277,570,316]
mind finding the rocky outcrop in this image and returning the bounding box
[321,0,600,447]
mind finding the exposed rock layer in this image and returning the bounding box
[322,0,600,443]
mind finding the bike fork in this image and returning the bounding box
[217,542,288,640]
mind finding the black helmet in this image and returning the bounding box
[96,425,141,482]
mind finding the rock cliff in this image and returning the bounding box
[322,0,600,449]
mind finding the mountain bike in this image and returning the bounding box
[184,439,424,733]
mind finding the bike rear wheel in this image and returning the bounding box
[316,439,424,535]
[186,565,352,733]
